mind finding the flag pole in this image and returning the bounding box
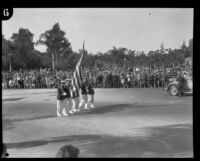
[77,40,85,67]
[83,40,85,51]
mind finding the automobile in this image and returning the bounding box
[164,75,193,96]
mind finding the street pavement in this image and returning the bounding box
[2,88,193,158]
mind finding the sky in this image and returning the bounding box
[2,8,193,54]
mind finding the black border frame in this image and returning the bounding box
[1,0,200,159]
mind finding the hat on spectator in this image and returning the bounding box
[56,144,79,158]
[135,68,139,72]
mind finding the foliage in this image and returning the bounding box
[2,29,40,71]
[36,23,72,70]
[2,25,193,71]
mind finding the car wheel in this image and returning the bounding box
[169,85,178,96]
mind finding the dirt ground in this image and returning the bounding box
[2,88,193,158]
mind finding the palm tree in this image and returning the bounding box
[36,23,71,70]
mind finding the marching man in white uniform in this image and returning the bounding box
[68,79,80,114]
[63,80,72,116]
[85,80,95,109]
[56,80,69,117]
[78,79,89,110]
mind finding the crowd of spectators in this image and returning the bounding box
[2,64,192,89]
[86,64,192,88]
[2,68,71,89]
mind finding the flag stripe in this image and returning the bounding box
[76,66,82,86]
[70,51,84,98]
[75,71,81,87]
[79,66,83,82]
[74,72,80,89]
[70,78,79,98]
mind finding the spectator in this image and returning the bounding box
[127,73,131,88]
[1,143,9,158]
[137,72,141,88]
[120,74,125,88]
[103,71,108,88]
[176,71,185,97]
[2,64,192,89]
[56,145,79,158]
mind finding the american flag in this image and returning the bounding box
[70,41,84,98]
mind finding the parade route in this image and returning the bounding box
[2,88,193,158]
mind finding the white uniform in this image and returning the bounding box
[57,85,69,117]
[78,85,88,110]
[62,86,72,115]
[86,94,95,109]
[79,94,88,110]
[85,86,95,109]
[68,85,80,114]
[57,100,67,116]
[64,98,72,114]
[71,97,80,112]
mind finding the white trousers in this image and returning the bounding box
[57,100,67,115]
[86,94,95,109]
[64,98,72,113]
[78,94,88,109]
[71,97,80,111]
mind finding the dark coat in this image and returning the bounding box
[81,84,87,95]
[57,86,65,100]
[176,75,185,84]
[87,84,94,95]
[63,86,71,98]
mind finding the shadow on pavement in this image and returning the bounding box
[5,135,101,150]
[3,98,25,102]
[3,115,56,131]
[77,103,172,115]
[2,102,182,132]
[5,123,193,157]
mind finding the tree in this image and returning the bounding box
[108,46,118,64]
[147,51,154,57]
[2,35,9,69]
[160,42,164,51]
[10,28,35,69]
[2,35,12,70]
[181,39,187,50]
[36,23,72,70]
[2,35,15,71]
[188,38,193,57]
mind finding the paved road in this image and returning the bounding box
[2,88,193,158]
